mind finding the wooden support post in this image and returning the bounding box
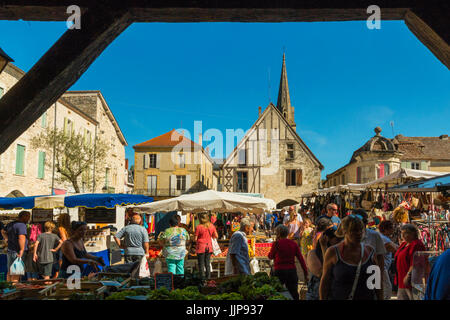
[405,7,450,69]
[0,6,132,154]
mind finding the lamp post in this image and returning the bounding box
[0,47,14,74]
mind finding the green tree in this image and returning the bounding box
[31,127,109,193]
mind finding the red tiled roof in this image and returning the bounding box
[133,129,200,148]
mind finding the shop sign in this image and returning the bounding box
[154,273,174,291]
[32,209,53,222]
[85,208,116,224]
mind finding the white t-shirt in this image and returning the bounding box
[283,213,303,224]
[362,228,387,256]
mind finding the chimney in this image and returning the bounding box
[206,147,209,155]
[198,133,202,147]
[125,158,129,170]
[439,134,448,140]
[258,106,262,117]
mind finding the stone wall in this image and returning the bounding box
[0,67,126,196]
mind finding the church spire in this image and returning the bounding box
[276,53,296,130]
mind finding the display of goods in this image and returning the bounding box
[254,243,272,257]
[214,243,272,258]
[106,288,153,300]
[14,283,47,290]
[0,281,14,291]
[69,292,97,300]
[218,272,286,300]
[173,271,204,289]
[148,246,162,258]
[103,272,288,300]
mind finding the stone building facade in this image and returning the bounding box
[133,129,215,200]
[222,54,323,207]
[324,127,450,187]
[0,64,127,196]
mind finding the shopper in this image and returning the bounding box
[394,223,426,300]
[300,218,314,258]
[159,215,190,275]
[225,218,252,275]
[33,221,63,282]
[354,209,386,296]
[268,225,308,300]
[60,221,104,278]
[378,220,398,300]
[195,212,218,279]
[114,215,150,263]
[319,215,381,300]
[286,210,302,243]
[54,213,71,278]
[316,203,341,229]
[1,211,31,282]
[264,212,273,237]
[306,218,341,300]
[424,249,450,300]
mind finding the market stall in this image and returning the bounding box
[131,190,277,277]
[0,193,154,277]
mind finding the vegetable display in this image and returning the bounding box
[103,272,289,300]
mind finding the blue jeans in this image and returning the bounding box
[166,259,184,275]
[306,275,320,300]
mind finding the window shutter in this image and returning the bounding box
[143,154,148,169]
[420,161,428,171]
[15,145,25,175]
[156,154,160,168]
[296,170,303,186]
[38,151,45,179]
[41,112,47,128]
[285,170,289,186]
[170,175,176,195]
[186,175,191,190]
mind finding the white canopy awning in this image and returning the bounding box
[361,168,449,188]
[131,190,276,214]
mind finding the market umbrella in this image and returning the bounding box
[131,190,276,214]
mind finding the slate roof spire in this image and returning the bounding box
[276,53,296,130]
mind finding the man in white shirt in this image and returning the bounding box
[282,206,303,225]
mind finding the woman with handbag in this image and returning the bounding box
[194,212,218,280]
[319,215,382,300]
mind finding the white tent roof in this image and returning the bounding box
[131,190,276,214]
[361,168,449,187]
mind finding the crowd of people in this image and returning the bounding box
[1,206,448,300]
[223,203,448,300]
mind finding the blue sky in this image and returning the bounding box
[1,20,449,179]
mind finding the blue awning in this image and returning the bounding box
[0,194,153,210]
[390,173,450,192]
[0,195,45,210]
[64,194,153,209]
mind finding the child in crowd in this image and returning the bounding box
[33,221,63,283]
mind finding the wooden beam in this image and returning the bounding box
[0,7,132,154]
[405,7,450,69]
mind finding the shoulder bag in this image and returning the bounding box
[348,243,364,300]
[208,224,222,256]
